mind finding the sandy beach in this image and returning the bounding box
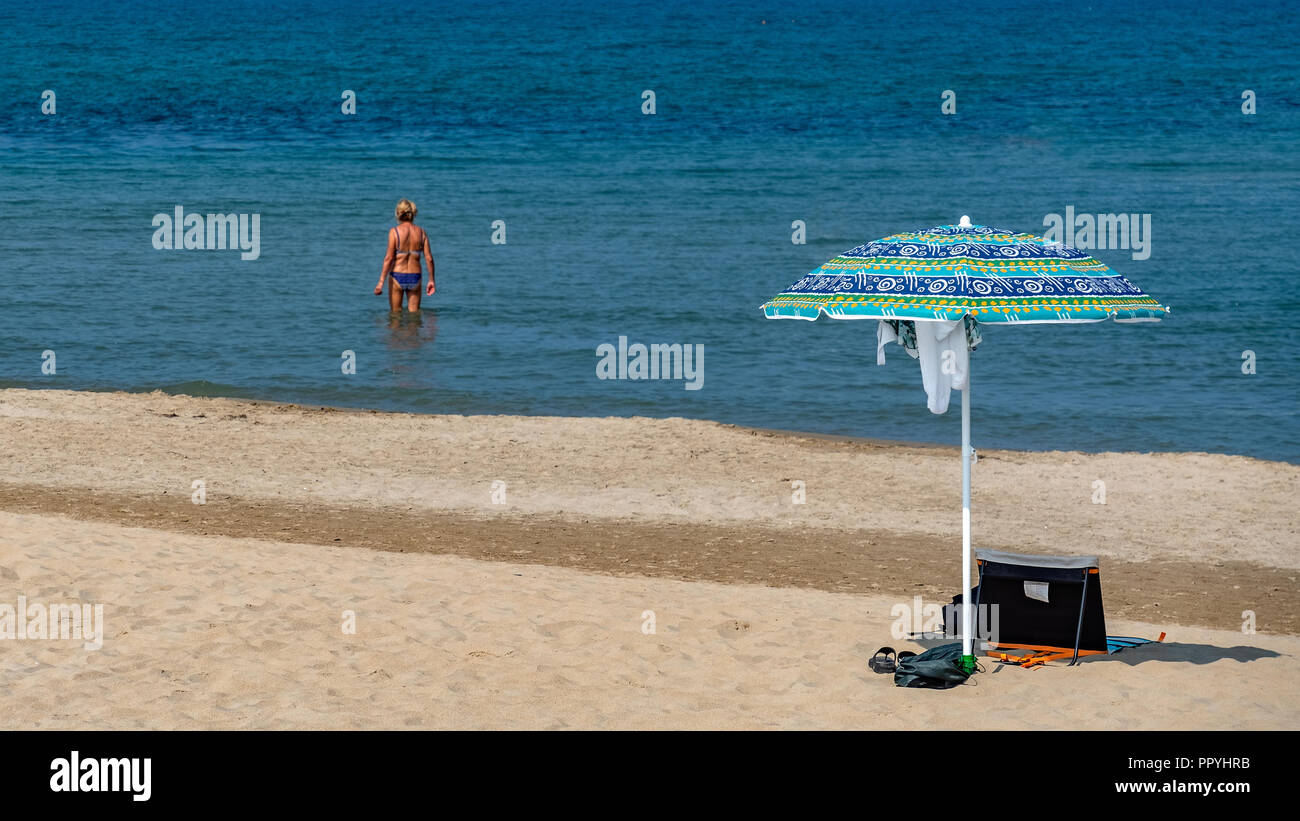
[1,388,1297,729]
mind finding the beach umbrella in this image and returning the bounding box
[761,216,1168,673]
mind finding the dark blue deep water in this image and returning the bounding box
[2,0,1298,460]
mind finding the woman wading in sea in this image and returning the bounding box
[375,199,435,311]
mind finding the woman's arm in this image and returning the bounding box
[423,228,435,295]
[375,228,397,294]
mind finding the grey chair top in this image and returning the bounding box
[975,548,1100,570]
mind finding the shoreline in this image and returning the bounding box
[2,387,1296,567]
[1,382,1286,465]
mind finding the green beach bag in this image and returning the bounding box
[893,643,972,689]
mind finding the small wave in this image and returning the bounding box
[131,380,263,399]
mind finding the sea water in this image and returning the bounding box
[1,0,1297,460]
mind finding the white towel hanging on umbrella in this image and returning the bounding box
[876,318,969,414]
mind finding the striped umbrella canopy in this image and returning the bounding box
[762,218,1168,324]
[761,216,1168,676]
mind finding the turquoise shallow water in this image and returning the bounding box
[2,0,1298,460]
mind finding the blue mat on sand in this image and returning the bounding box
[1106,636,1159,654]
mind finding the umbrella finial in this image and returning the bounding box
[958,215,972,228]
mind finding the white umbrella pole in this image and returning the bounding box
[960,359,976,673]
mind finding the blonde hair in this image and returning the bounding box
[394,199,417,222]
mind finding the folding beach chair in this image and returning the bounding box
[947,549,1163,668]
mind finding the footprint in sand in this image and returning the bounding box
[716,619,752,637]
[536,620,608,643]
[466,647,517,660]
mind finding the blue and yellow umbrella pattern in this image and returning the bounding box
[762,222,1168,324]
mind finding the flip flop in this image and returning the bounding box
[897,650,918,664]
[869,647,897,674]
